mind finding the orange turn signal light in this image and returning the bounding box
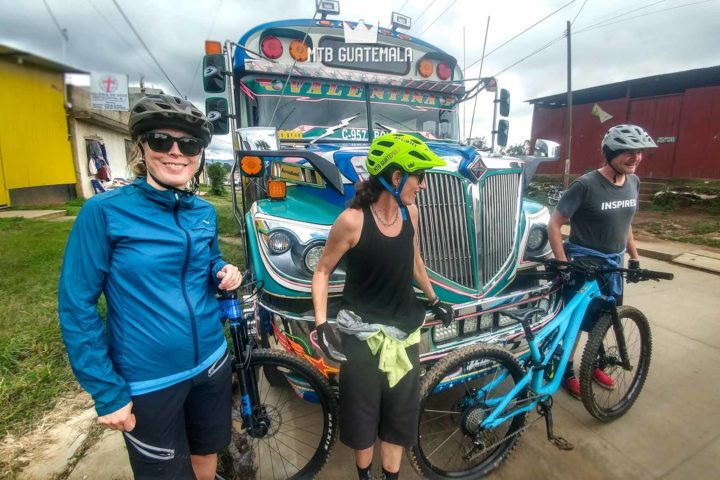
[240,156,263,176]
[289,39,309,62]
[205,41,222,55]
[267,180,287,199]
[418,59,433,78]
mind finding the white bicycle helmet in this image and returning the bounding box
[601,124,657,152]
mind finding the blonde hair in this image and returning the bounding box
[127,142,147,178]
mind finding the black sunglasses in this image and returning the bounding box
[142,132,206,156]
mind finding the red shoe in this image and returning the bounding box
[592,367,616,390]
[562,376,581,400]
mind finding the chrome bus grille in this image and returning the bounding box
[417,173,474,288]
[417,171,522,290]
[477,173,522,286]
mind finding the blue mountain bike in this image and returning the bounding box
[409,258,673,479]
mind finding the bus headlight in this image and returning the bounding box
[526,226,547,252]
[304,244,325,272]
[267,231,292,254]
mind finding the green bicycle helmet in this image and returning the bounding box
[366,133,445,175]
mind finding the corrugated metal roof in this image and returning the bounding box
[528,64,720,108]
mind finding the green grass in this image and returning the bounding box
[8,197,85,217]
[0,218,78,437]
[0,190,244,437]
[202,190,243,237]
[690,221,720,235]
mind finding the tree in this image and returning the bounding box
[221,162,232,174]
[206,163,226,195]
[503,141,530,156]
[466,136,488,151]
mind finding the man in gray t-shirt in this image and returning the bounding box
[558,170,640,254]
[547,124,658,400]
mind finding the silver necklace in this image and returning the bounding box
[370,204,399,227]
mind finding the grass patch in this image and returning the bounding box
[0,218,78,437]
[690,221,720,235]
[202,190,243,237]
[7,198,85,217]
[676,236,720,249]
[646,222,663,235]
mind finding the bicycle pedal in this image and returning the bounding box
[550,435,574,450]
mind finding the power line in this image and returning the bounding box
[576,0,716,34]
[110,0,184,97]
[575,0,665,31]
[571,0,590,25]
[490,34,566,79]
[414,0,438,26]
[42,0,68,41]
[397,0,410,14]
[187,0,224,99]
[465,0,577,70]
[85,0,159,79]
[421,0,459,35]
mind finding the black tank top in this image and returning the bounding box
[342,206,426,333]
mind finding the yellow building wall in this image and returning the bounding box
[0,59,75,199]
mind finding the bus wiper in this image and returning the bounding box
[375,122,397,133]
[309,114,360,144]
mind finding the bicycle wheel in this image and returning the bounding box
[409,345,528,480]
[233,349,338,480]
[579,306,652,422]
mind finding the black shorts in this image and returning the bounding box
[339,334,420,450]
[123,350,232,479]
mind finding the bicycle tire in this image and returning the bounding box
[579,306,652,422]
[408,345,528,480]
[232,349,338,480]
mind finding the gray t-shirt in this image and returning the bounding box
[557,170,640,254]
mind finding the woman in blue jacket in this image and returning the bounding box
[58,94,242,479]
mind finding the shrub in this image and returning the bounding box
[206,163,226,195]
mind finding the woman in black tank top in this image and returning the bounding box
[312,133,454,480]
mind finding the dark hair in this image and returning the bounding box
[347,168,401,209]
[602,145,628,163]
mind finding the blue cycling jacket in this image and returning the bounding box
[58,178,228,416]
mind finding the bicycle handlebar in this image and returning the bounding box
[527,257,674,281]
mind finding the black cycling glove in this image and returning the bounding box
[430,297,455,327]
[558,266,576,286]
[315,322,345,362]
[627,259,641,283]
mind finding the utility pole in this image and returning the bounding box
[563,20,573,189]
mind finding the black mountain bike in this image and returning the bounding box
[218,288,338,479]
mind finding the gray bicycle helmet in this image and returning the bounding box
[601,124,657,152]
[129,94,213,144]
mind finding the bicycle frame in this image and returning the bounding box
[480,278,612,429]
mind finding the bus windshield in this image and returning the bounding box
[246,77,459,142]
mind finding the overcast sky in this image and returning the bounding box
[1,0,718,159]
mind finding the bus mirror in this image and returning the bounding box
[497,120,509,147]
[203,54,226,93]
[533,139,560,159]
[499,89,510,117]
[205,97,229,135]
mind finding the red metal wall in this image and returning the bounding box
[530,85,720,179]
[531,97,629,176]
[673,86,720,178]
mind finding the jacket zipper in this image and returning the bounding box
[174,193,200,365]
